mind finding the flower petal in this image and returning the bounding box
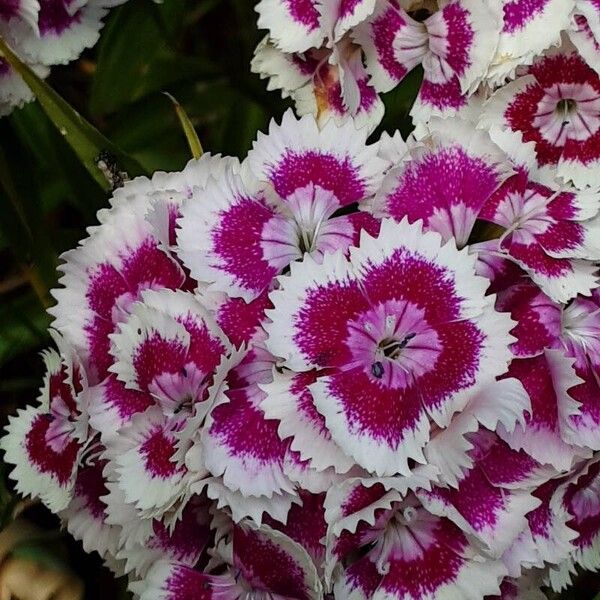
[202,384,295,497]
[371,118,511,246]
[247,109,386,205]
[177,167,280,301]
[260,370,355,473]
[1,404,80,512]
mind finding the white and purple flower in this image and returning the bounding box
[3,93,600,599]
[0,0,127,115]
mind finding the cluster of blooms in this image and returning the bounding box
[2,98,600,598]
[0,0,126,116]
[252,0,600,146]
[2,0,600,598]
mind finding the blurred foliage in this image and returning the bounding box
[0,0,595,597]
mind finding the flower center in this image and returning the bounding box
[556,98,577,116]
[346,300,442,389]
[533,82,600,146]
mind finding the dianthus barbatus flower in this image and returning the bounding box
[265,217,529,479]
[478,130,600,303]
[0,0,126,115]
[497,281,600,468]
[486,0,600,83]
[355,0,501,120]
[325,479,508,599]
[481,45,600,188]
[1,333,87,512]
[177,110,386,303]
[252,0,500,128]
[139,518,324,600]
[547,456,600,590]
[369,117,512,247]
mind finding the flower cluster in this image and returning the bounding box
[0,0,125,116]
[252,0,600,139]
[2,2,600,599]
[2,101,600,598]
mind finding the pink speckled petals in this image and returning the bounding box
[1,345,85,512]
[138,561,234,600]
[481,50,600,189]
[202,384,294,498]
[261,370,355,473]
[109,289,230,419]
[479,154,600,303]
[267,219,515,476]
[49,194,185,384]
[0,0,38,27]
[568,3,600,73]
[105,407,189,520]
[1,404,81,513]
[6,1,107,67]
[496,281,562,358]
[140,521,322,600]
[86,374,154,444]
[550,457,600,586]
[329,493,507,600]
[354,1,426,93]
[417,433,542,557]
[119,496,213,577]
[247,110,386,205]
[59,455,121,561]
[233,522,323,599]
[487,0,571,83]
[498,350,589,471]
[371,118,511,246]
[179,111,386,301]
[422,0,501,94]
[0,0,126,115]
[177,166,280,302]
[358,0,500,98]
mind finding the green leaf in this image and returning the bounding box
[107,92,191,172]
[0,34,147,192]
[163,92,203,159]
[9,102,105,221]
[90,0,218,116]
[0,292,51,367]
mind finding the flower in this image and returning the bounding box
[481,46,600,189]
[2,105,600,599]
[1,334,87,511]
[253,0,503,129]
[264,217,527,478]
[0,0,126,115]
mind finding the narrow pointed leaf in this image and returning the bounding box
[164,92,203,159]
[0,35,147,192]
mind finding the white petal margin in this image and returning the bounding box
[1,405,80,512]
[195,478,301,526]
[246,109,387,200]
[201,384,296,498]
[260,369,356,473]
[7,3,107,66]
[424,377,531,488]
[0,62,48,116]
[104,407,189,520]
[255,0,325,53]
[487,0,572,84]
